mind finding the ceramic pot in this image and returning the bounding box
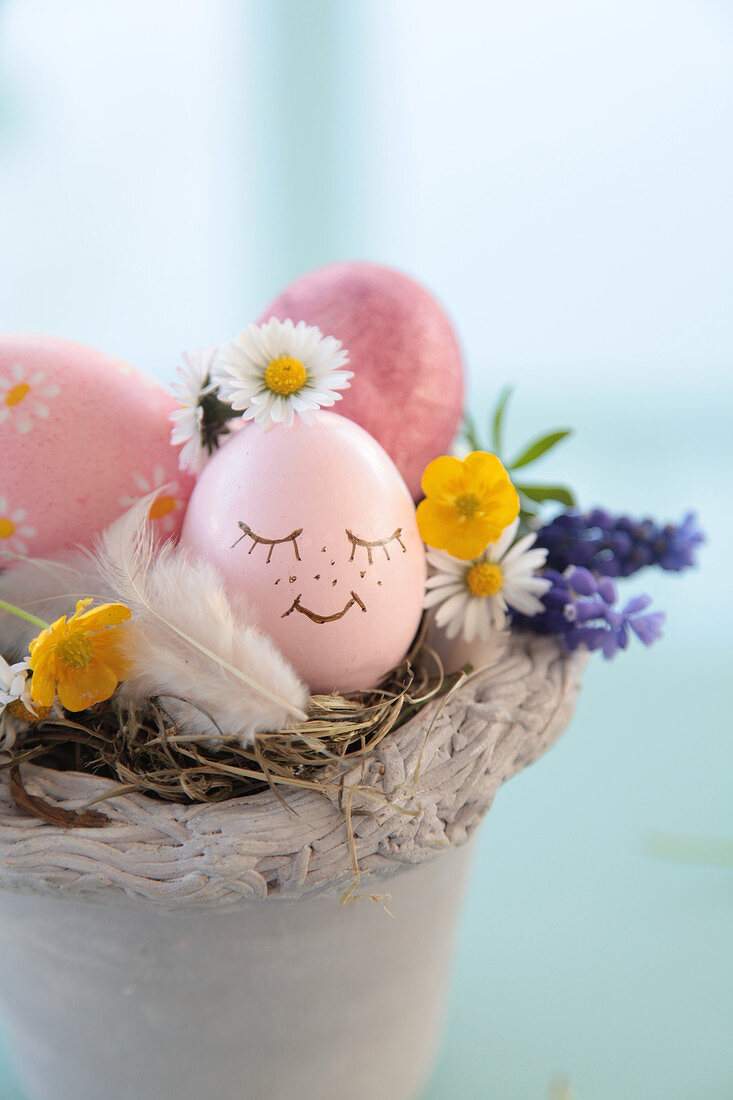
[0,635,584,1100]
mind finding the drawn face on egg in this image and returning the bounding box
[180,412,427,695]
[230,520,407,624]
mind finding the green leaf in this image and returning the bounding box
[508,429,572,470]
[462,410,482,452]
[516,483,576,507]
[491,386,513,458]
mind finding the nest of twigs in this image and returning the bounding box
[2,629,459,824]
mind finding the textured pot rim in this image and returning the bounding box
[0,634,586,914]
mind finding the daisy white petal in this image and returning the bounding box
[288,393,311,413]
[214,318,352,430]
[464,599,482,642]
[444,605,468,640]
[424,582,463,608]
[299,397,327,415]
[302,382,350,401]
[499,535,546,568]
[316,374,353,391]
[487,517,520,561]
[305,391,340,407]
[502,586,545,616]
[425,573,464,591]
[488,595,509,630]
[426,549,465,575]
[523,549,552,572]
[521,574,553,593]
[434,590,470,629]
[282,400,295,428]
[270,395,286,424]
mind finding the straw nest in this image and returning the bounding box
[2,624,460,826]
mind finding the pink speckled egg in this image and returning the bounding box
[259,262,465,501]
[180,412,426,694]
[0,335,194,564]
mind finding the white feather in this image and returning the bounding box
[95,499,308,745]
[0,553,111,659]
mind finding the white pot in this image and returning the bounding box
[0,636,584,1100]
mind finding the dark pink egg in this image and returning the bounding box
[258,262,464,500]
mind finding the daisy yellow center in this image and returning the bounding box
[4,383,30,407]
[55,632,93,670]
[263,355,307,396]
[148,495,177,521]
[454,492,481,518]
[466,562,503,598]
[0,518,15,539]
[9,700,51,723]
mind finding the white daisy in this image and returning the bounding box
[424,518,551,642]
[0,363,60,434]
[0,657,34,750]
[118,465,183,536]
[0,495,37,559]
[170,346,219,474]
[0,656,32,712]
[215,317,353,430]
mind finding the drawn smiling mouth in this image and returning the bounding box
[281,591,367,624]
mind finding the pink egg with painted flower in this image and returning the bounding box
[180,411,426,694]
[0,334,194,565]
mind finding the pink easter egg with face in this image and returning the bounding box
[0,334,194,565]
[180,412,427,694]
[258,262,465,501]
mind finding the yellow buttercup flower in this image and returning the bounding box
[29,598,132,713]
[416,451,520,560]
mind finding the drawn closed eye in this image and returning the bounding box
[231,521,303,563]
[345,527,406,565]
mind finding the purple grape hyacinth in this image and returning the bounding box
[535,509,704,579]
[511,567,665,659]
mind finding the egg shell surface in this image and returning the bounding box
[0,334,194,564]
[259,261,465,501]
[180,411,427,694]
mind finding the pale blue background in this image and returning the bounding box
[0,2,731,1097]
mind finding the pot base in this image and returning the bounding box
[0,842,474,1100]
